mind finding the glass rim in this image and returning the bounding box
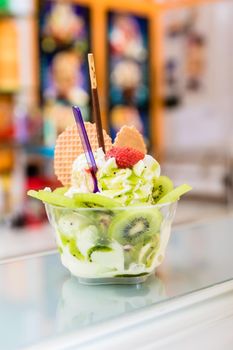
[44,201,177,211]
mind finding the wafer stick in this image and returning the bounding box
[88,53,105,153]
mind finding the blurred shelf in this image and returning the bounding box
[0,88,20,95]
[24,144,54,158]
[0,11,35,19]
[0,223,56,261]
[0,141,54,158]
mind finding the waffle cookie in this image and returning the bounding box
[114,125,147,154]
[54,122,112,186]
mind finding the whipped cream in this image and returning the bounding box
[65,147,161,205]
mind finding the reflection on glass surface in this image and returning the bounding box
[57,275,165,332]
[0,216,233,350]
[159,216,233,294]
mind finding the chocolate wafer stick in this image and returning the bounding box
[88,53,105,153]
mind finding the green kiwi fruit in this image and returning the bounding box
[91,210,115,239]
[152,176,174,203]
[139,234,160,267]
[27,189,76,208]
[27,190,122,209]
[157,184,192,204]
[69,239,84,260]
[60,233,70,246]
[58,213,91,238]
[108,208,162,246]
[114,272,149,277]
[87,245,113,262]
[53,187,69,195]
[123,244,142,269]
[73,193,122,208]
[146,250,157,268]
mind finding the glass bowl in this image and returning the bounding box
[45,202,177,285]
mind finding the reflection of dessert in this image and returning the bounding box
[29,117,191,283]
[57,275,166,331]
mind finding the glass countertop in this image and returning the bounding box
[1,215,233,350]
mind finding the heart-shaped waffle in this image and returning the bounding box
[113,125,147,154]
[54,122,112,186]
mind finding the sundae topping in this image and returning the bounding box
[54,122,112,186]
[31,119,191,208]
[106,146,144,168]
[97,152,161,205]
[114,125,147,154]
[64,146,161,206]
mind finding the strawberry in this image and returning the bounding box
[106,146,145,168]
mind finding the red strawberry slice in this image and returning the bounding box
[106,146,145,168]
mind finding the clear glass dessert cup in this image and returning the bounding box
[45,202,177,285]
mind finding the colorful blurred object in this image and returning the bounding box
[0,18,19,92]
[43,2,85,46]
[110,105,144,134]
[109,14,147,61]
[0,0,9,13]
[108,12,150,143]
[163,8,207,108]
[0,148,14,173]
[39,1,90,145]
[0,95,14,139]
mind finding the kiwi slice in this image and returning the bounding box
[69,239,84,260]
[123,244,141,269]
[73,193,122,208]
[139,234,160,267]
[87,245,113,262]
[153,176,174,203]
[27,190,121,209]
[60,233,70,246]
[53,187,69,195]
[157,184,192,204]
[108,208,162,246]
[91,210,115,237]
[114,272,149,277]
[27,189,76,208]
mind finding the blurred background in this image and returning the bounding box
[0,0,233,259]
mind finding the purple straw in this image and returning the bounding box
[72,106,99,193]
